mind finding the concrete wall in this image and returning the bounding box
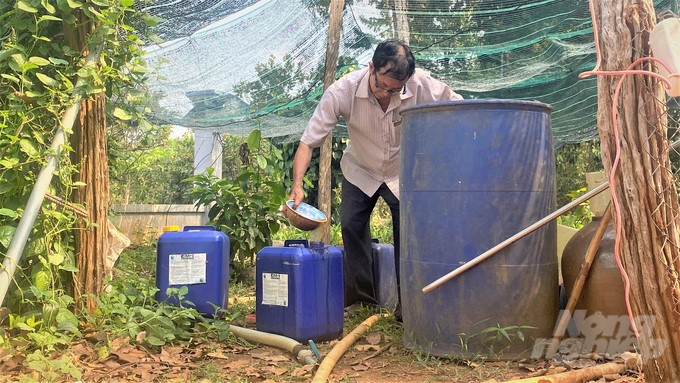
[557,223,578,285]
[110,204,207,244]
[586,171,611,218]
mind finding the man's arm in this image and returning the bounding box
[289,141,314,208]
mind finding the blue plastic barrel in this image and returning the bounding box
[156,226,230,316]
[400,99,558,360]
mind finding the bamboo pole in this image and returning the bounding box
[544,203,612,358]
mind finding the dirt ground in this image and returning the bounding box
[0,313,644,383]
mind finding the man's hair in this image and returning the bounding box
[371,39,416,81]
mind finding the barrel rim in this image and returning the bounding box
[401,99,553,115]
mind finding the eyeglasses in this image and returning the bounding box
[373,71,405,94]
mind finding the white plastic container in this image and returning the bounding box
[650,17,680,97]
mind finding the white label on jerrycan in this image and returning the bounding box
[262,273,289,306]
[168,253,207,285]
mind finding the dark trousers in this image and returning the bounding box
[340,176,401,313]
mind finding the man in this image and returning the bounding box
[288,39,462,321]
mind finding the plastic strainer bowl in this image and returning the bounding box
[282,200,327,231]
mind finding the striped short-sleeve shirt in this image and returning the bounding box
[300,67,463,199]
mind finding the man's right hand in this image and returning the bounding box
[288,186,305,209]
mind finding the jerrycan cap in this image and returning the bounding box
[163,225,180,232]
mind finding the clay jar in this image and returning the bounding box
[561,217,637,354]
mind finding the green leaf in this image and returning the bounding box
[41,0,56,13]
[0,183,13,195]
[29,56,51,66]
[47,251,65,266]
[0,226,16,248]
[38,15,61,22]
[247,129,261,152]
[91,0,109,5]
[1,74,20,83]
[48,57,68,65]
[17,1,39,13]
[20,139,40,157]
[58,264,79,273]
[32,34,51,42]
[62,12,77,24]
[65,0,83,9]
[9,53,26,72]
[113,107,132,120]
[0,49,14,60]
[36,72,59,87]
[55,309,81,335]
[0,208,15,218]
[31,130,46,146]
[153,316,175,331]
[22,62,39,72]
[34,269,51,291]
[145,335,165,346]
[86,5,104,19]
[24,90,42,98]
[120,0,133,7]
[15,323,37,332]
[138,307,154,318]
[256,154,267,169]
[98,346,109,360]
[499,327,511,341]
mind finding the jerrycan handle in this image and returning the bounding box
[284,239,309,248]
[309,241,328,255]
[183,225,216,232]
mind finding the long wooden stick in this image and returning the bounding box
[544,203,612,358]
[421,181,610,293]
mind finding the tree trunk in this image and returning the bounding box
[593,1,680,381]
[65,15,110,314]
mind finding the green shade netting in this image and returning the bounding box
[141,0,679,146]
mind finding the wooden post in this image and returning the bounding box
[393,0,410,44]
[312,0,345,244]
[545,203,612,357]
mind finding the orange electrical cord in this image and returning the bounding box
[578,0,673,338]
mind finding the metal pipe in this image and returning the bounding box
[0,48,101,307]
